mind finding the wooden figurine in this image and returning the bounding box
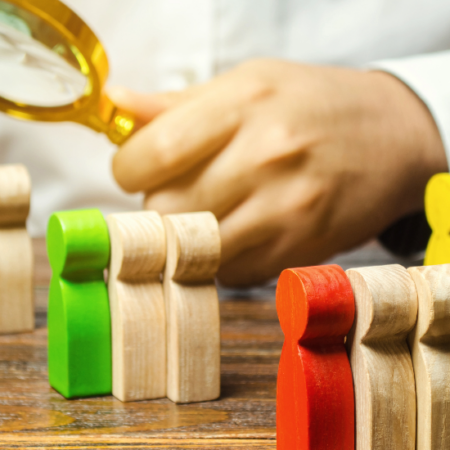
[408,264,450,450]
[0,164,34,334]
[107,211,166,402]
[163,212,221,404]
[276,265,355,450]
[47,209,112,399]
[346,264,417,450]
[424,173,450,265]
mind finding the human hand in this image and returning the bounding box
[108,59,446,286]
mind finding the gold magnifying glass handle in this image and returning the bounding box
[81,95,135,145]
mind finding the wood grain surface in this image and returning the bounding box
[0,239,279,449]
[107,211,166,402]
[0,164,31,226]
[408,264,450,450]
[346,264,417,450]
[0,164,33,334]
[163,213,221,404]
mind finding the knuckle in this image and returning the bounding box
[245,79,274,102]
[253,123,305,169]
[233,61,274,102]
[149,127,182,169]
[268,122,298,147]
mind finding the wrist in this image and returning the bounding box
[366,70,447,215]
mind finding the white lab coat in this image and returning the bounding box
[1,0,450,235]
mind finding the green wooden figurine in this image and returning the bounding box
[47,209,112,398]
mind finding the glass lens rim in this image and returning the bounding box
[0,0,109,122]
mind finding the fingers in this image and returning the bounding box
[217,238,284,287]
[218,190,283,265]
[217,233,333,287]
[110,66,275,194]
[142,161,249,220]
[217,165,330,266]
[142,124,263,219]
[112,90,242,193]
[217,201,335,287]
[106,86,195,124]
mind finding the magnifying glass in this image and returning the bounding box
[0,0,135,144]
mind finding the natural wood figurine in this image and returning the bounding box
[276,265,355,450]
[346,264,417,450]
[408,264,450,450]
[47,209,112,399]
[0,164,34,334]
[424,173,450,265]
[107,211,166,402]
[163,212,221,404]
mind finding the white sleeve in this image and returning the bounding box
[368,51,450,168]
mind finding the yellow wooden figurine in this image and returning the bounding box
[424,173,450,265]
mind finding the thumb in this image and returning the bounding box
[105,86,188,124]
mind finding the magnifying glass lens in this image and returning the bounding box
[0,1,88,107]
[0,0,134,144]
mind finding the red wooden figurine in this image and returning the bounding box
[276,265,355,450]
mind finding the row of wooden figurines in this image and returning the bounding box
[275,171,450,450]
[276,263,450,450]
[47,207,221,404]
[3,158,450,424]
[0,164,221,404]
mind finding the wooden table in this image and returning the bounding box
[0,239,404,449]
